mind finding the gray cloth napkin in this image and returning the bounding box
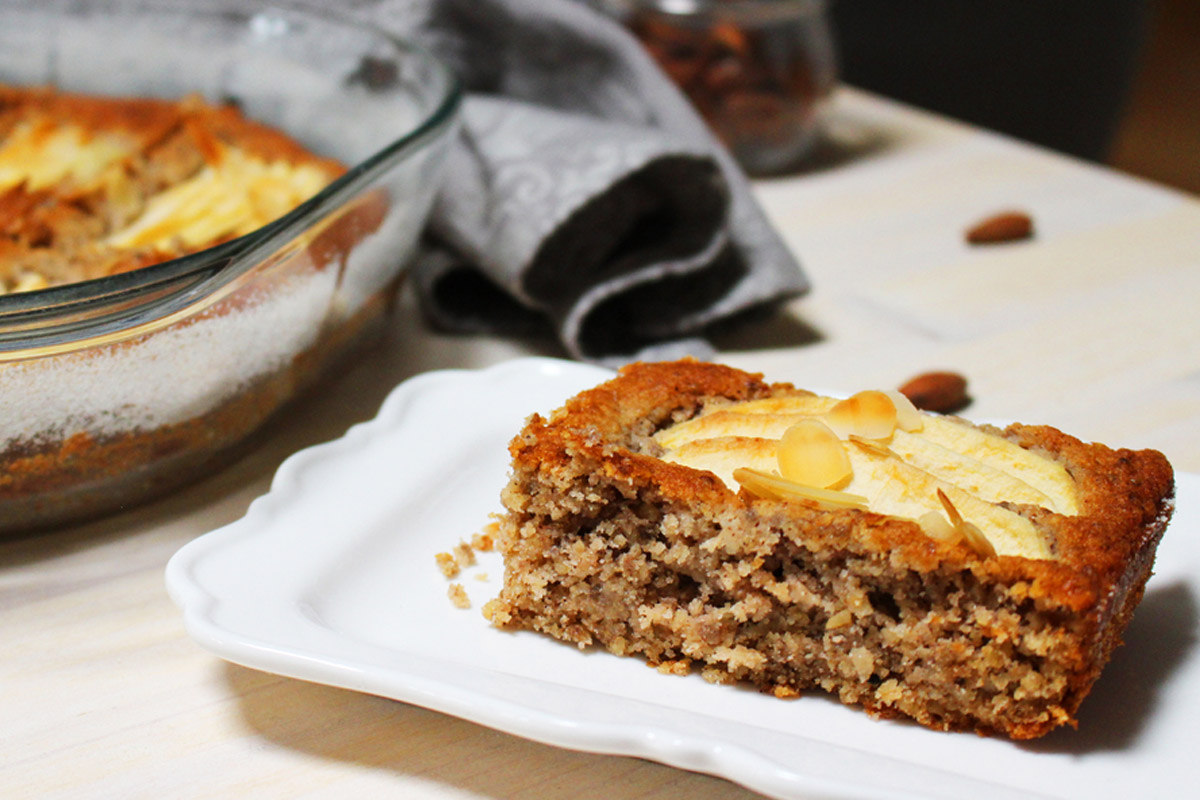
[163,0,802,361]
[350,0,809,362]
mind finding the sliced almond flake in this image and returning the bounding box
[847,435,896,459]
[917,510,961,543]
[884,389,924,432]
[936,488,965,527]
[960,521,998,558]
[936,489,997,557]
[823,390,898,440]
[733,467,869,510]
[778,418,852,489]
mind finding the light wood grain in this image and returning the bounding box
[4,88,1198,799]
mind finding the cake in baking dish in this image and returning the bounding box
[0,85,386,532]
[0,84,344,294]
[484,360,1174,739]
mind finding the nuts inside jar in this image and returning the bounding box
[626,3,835,174]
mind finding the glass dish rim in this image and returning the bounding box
[0,0,462,354]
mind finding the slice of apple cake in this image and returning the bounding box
[484,360,1174,739]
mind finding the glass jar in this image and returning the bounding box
[608,0,837,175]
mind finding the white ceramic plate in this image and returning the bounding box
[167,357,1199,800]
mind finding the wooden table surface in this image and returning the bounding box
[5,89,1199,799]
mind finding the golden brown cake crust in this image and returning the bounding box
[491,360,1175,739]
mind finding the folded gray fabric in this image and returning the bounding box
[194,0,810,361]
[346,0,803,362]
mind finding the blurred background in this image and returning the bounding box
[610,0,1198,193]
[1104,0,1200,194]
[832,0,1199,194]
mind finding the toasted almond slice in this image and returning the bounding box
[733,467,869,510]
[823,390,898,440]
[960,521,998,558]
[778,418,852,489]
[847,435,895,459]
[917,511,960,543]
[936,487,964,527]
[935,489,998,557]
[884,389,924,432]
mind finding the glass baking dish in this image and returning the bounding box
[0,0,461,533]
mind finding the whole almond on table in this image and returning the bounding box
[899,372,970,414]
[966,211,1033,244]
